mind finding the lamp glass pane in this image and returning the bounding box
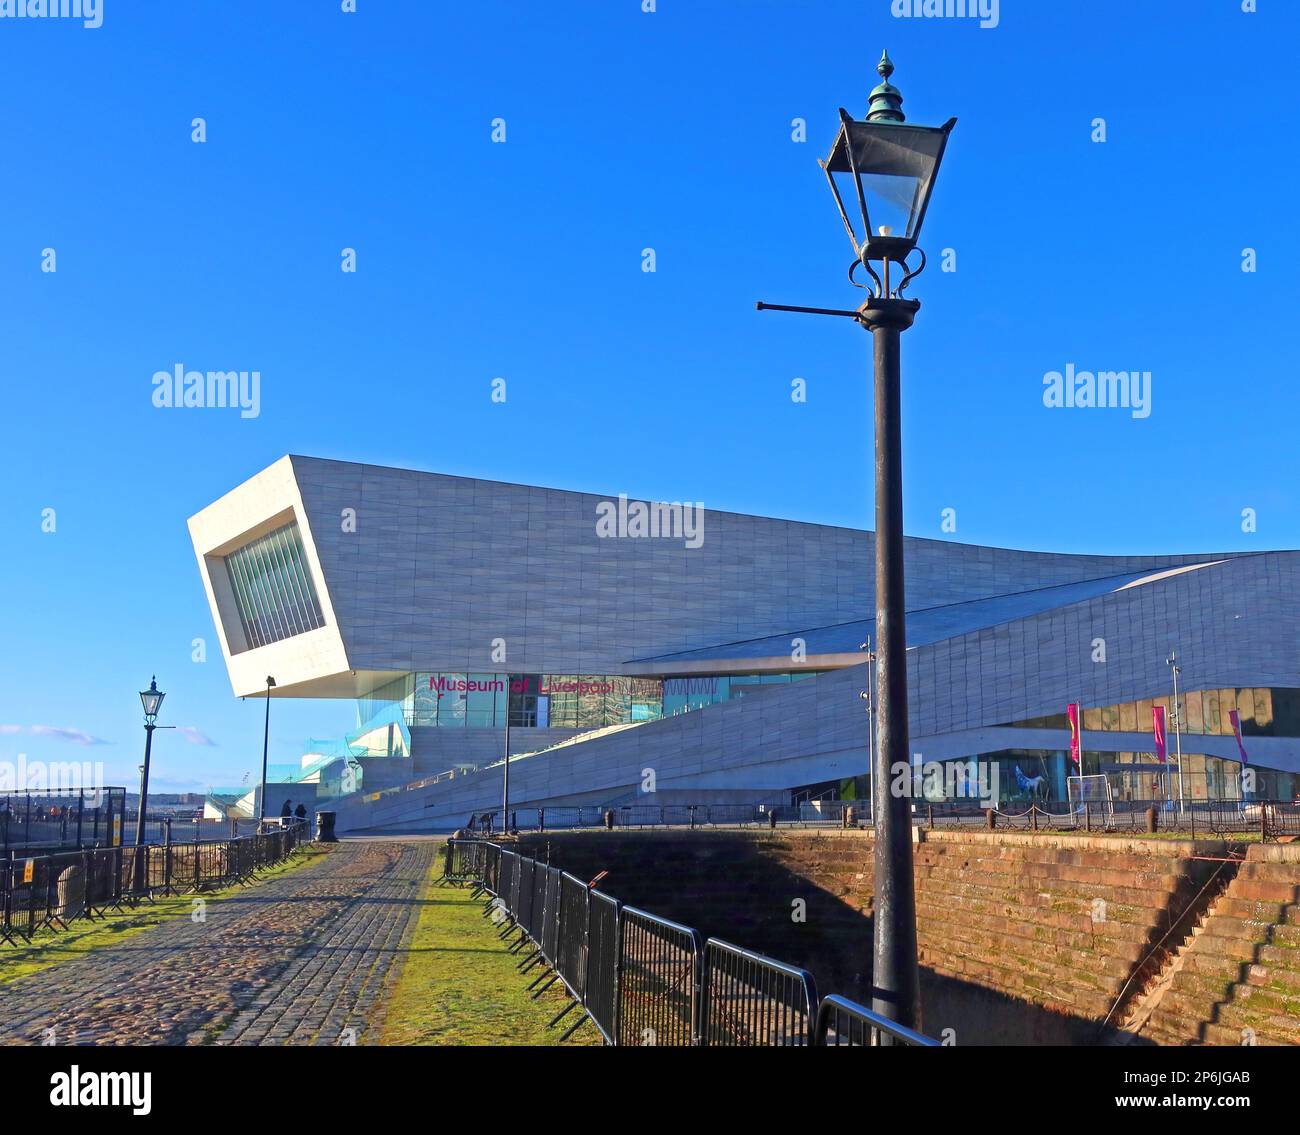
[844,123,946,239]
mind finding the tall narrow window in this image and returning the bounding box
[224,522,325,649]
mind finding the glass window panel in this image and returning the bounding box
[223,522,325,651]
[1135,699,1154,736]
[465,674,499,729]
[1253,688,1272,734]
[440,674,467,727]
[1235,689,1255,727]
[1203,690,1221,735]
[542,676,578,728]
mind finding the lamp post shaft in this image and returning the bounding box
[259,685,272,824]
[865,300,921,1034]
[135,722,154,847]
[502,678,511,834]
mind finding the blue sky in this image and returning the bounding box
[1,0,1295,793]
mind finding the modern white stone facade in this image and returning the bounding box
[189,456,1300,831]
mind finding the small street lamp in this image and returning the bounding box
[134,677,166,891]
[258,676,276,825]
[758,52,955,1035]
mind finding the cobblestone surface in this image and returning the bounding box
[0,840,434,1046]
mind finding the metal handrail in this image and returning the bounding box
[814,994,941,1046]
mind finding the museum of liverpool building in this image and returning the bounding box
[188,455,1300,833]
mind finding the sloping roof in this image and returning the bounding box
[630,561,1228,665]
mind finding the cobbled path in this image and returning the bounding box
[0,840,434,1046]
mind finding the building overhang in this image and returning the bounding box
[187,455,354,699]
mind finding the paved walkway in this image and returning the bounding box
[0,840,434,1046]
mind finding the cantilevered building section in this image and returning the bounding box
[189,455,1300,832]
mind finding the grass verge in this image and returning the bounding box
[378,862,599,1046]
[0,844,327,985]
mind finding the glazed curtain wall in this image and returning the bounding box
[1006,688,1300,739]
[387,671,821,730]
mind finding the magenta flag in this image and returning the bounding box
[1152,705,1167,763]
[1067,703,1081,768]
[1229,709,1249,766]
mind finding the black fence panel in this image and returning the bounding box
[1263,801,1300,839]
[515,857,536,937]
[497,850,517,916]
[540,867,563,962]
[618,906,702,1047]
[526,861,549,944]
[700,938,818,1046]
[555,873,589,1001]
[444,840,480,882]
[585,889,621,1044]
[83,848,119,912]
[814,993,941,1046]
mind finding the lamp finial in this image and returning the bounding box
[867,50,905,123]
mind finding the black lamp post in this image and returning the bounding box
[759,52,954,1035]
[502,674,512,836]
[258,676,276,825]
[134,677,165,890]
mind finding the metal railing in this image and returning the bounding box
[1,821,308,946]
[444,838,938,1047]
[814,993,941,1047]
[619,907,702,1046]
[457,795,1300,841]
[947,797,1300,840]
[700,938,818,1047]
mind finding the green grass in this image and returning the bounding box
[378,865,600,1046]
[0,845,326,985]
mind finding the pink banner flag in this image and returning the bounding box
[1067,703,1081,768]
[1229,709,1249,766]
[1152,705,1167,763]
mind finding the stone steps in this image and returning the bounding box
[1138,847,1300,1046]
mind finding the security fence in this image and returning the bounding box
[446,838,938,1047]
[0,821,307,946]
[0,789,127,853]
[934,797,1300,840]
[459,802,845,836]
[461,795,1299,842]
